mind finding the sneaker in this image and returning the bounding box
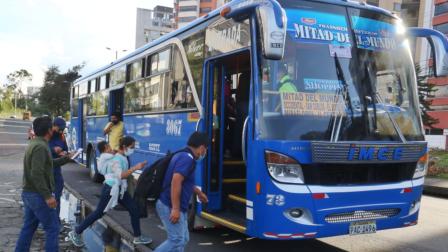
[133,235,153,245]
[68,230,84,247]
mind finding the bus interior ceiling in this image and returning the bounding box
[209,51,251,224]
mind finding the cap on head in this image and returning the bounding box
[53,117,66,131]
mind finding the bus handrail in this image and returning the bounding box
[242,116,249,164]
[195,118,202,132]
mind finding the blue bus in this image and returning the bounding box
[68,0,448,240]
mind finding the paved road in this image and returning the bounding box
[0,119,78,251]
[0,118,447,252]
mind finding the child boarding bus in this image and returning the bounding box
[67,0,448,239]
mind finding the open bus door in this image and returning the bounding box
[78,97,88,164]
[200,50,251,233]
[110,88,124,115]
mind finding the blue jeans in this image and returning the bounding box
[15,191,60,252]
[75,184,141,237]
[53,167,64,219]
[155,200,189,252]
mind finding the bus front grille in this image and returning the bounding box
[325,208,401,223]
[302,163,416,185]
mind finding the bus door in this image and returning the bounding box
[202,51,251,231]
[80,97,88,163]
[110,88,124,115]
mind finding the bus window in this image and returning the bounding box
[87,91,109,116]
[128,59,143,82]
[87,95,96,116]
[79,82,87,96]
[165,47,196,110]
[147,48,171,77]
[88,79,96,94]
[183,31,206,102]
[124,74,166,113]
[100,75,107,90]
[71,99,79,117]
[110,65,126,86]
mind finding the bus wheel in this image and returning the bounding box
[187,193,197,232]
[88,148,103,183]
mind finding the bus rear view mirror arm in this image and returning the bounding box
[408,27,448,77]
[221,0,287,60]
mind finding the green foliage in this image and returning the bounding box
[38,64,84,117]
[416,64,439,128]
[6,69,32,92]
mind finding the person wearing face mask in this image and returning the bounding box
[48,117,68,222]
[155,132,209,252]
[103,112,124,151]
[68,136,152,247]
[16,116,73,252]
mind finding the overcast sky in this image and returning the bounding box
[0,0,172,92]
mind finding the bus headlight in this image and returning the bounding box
[265,150,304,184]
[413,153,428,179]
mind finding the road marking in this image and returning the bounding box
[0,197,16,203]
[0,119,32,125]
[0,132,27,134]
[0,124,30,128]
[0,143,28,146]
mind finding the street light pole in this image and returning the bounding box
[105,47,127,60]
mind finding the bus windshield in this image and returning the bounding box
[257,1,424,142]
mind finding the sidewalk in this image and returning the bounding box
[423,177,448,198]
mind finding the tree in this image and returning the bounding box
[38,64,84,117]
[5,69,33,114]
[416,64,439,128]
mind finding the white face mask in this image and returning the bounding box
[124,148,135,156]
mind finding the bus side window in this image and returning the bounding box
[165,47,195,109]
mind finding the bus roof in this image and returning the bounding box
[74,0,395,84]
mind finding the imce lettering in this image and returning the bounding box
[347,147,403,161]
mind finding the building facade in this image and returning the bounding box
[174,0,229,28]
[428,0,448,132]
[135,6,174,49]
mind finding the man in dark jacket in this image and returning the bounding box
[15,116,72,252]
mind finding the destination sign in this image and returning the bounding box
[286,9,351,47]
[351,16,398,51]
[280,92,345,117]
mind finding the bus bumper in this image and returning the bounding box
[251,177,424,239]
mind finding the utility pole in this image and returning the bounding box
[106,47,127,60]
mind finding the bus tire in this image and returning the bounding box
[187,193,197,232]
[88,148,103,183]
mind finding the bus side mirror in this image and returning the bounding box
[221,0,287,60]
[255,1,287,60]
[408,27,448,77]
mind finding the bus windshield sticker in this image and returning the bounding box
[351,16,397,51]
[280,92,346,117]
[304,79,344,92]
[286,9,351,47]
[329,44,352,58]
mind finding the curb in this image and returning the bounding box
[423,185,448,198]
[63,183,152,252]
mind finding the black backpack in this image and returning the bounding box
[134,148,194,218]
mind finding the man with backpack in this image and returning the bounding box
[154,132,208,252]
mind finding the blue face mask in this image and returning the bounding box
[196,149,207,162]
[124,148,135,156]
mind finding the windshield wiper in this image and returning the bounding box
[330,54,354,142]
[374,92,407,143]
[366,64,406,143]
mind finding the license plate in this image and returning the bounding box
[349,221,376,235]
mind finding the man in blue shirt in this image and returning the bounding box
[48,117,68,221]
[156,132,209,252]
